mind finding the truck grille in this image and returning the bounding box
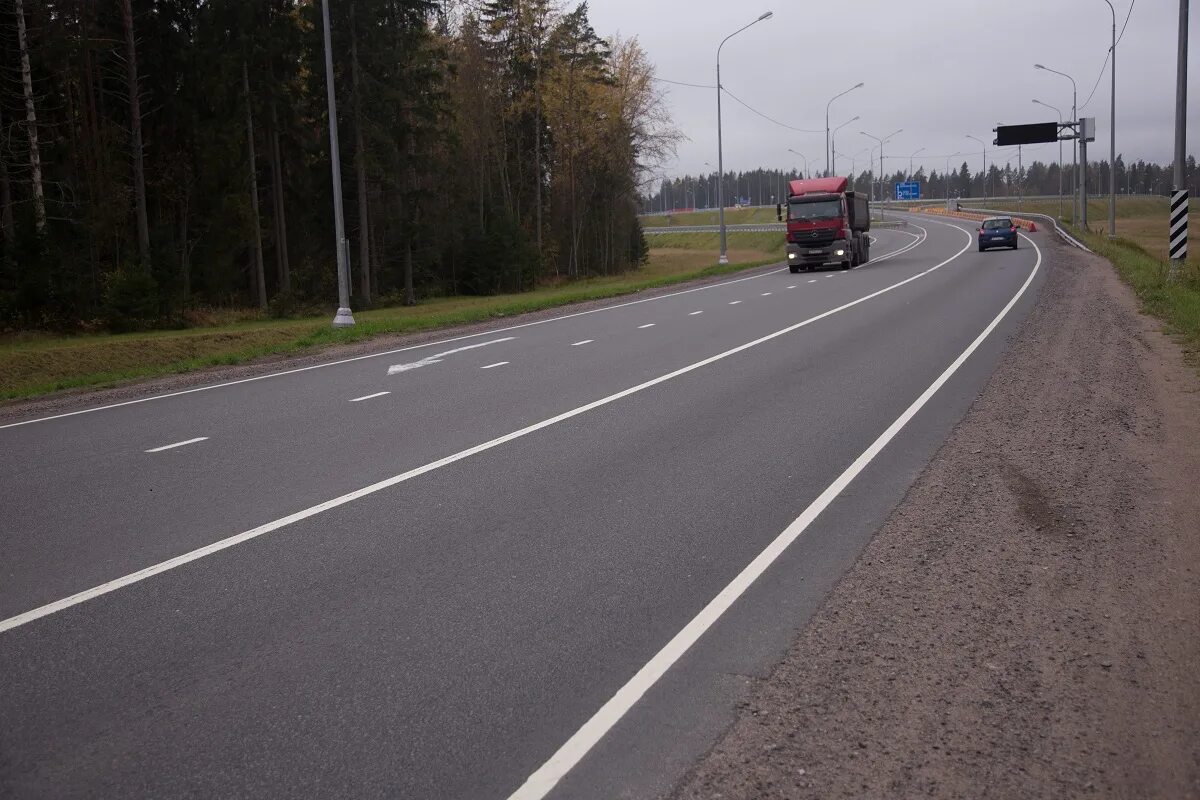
[790,229,836,246]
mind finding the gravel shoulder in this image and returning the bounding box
[672,240,1200,798]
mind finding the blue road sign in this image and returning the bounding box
[895,181,921,200]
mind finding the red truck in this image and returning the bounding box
[775,177,870,272]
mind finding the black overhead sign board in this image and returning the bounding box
[994,122,1060,146]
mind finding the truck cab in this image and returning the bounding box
[777,177,870,272]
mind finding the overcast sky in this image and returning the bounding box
[586,0,1198,179]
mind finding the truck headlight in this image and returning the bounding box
[788,253,796,259]
[835,249,845,256]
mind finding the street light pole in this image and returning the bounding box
[716,11,773,264]
[1036,64,1078,225]
[966,134,987,199]
[321,0,354,328]
[861,128,901,208]
[1033,99,1064,220]
[1103,0,1117,237]
[908,147,925,181]
[830,116,859,177]
[825,82,863,177]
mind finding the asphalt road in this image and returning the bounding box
[0,214,1046,799]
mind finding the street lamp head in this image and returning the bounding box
[757,11,773,20]
[853,82,864,89]
[1034,63,1046,70]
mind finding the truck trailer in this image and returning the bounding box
[776,177,870,272]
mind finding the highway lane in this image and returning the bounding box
[0,229,929,619]
[0,216,1044,798]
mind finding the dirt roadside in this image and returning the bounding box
[672,240,1200,798]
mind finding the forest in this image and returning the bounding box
[647,155,1200,212]
[0,0,675,331]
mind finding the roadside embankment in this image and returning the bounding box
[673,237,1200,798]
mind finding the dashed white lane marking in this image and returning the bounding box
[786,285,796,289]
[688,311,703,316]
[571,340,593,347]
[481,362,509,370]
[349,392,390,402]
[638,324,656,329]
[6,265,813,431]
[387,337,515,375]
[144,437,208,453]
[807,279,818,284]
[761,292,772,296]
[0,221,959,636]
[507,225,1041,800]
[728,301,742,305]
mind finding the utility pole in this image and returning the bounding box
[1169,0,1189,277]
[321,0,354,327]
[1104,0,1117,237]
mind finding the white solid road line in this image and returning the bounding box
[481,362,509,370]
[144,437,208,454]
[638,324,656,329]
[506,228,1043,800]
[387,337,515,375]
[571,340,594,346]
[1,265,802,431]
[0,225,957,636]
[688,311,703,316]
[349,391,390,402]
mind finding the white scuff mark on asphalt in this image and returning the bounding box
[387,337,515,375]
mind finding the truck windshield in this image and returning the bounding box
[788,199,842,221]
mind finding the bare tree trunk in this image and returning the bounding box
[350,0,371,305]
[534,42,543,264]
[14,0,46,234]
[242,61,267,310]
[179,189,191,298]
[0,105,14,244]
[269,101,290,293]
[121,0,150,266]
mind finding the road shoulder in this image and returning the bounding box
[672,239,1200,798]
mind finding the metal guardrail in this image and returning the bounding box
[959,206,1092,253]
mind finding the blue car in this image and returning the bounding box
[978,217,1019,251]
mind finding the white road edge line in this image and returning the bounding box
[349,391,390,402]
[570,340,594,346]
[480,362,509,370]
[0,223,948,636]
[506,226,1042,800]
[144,437,208,453]
[2,265,799,431]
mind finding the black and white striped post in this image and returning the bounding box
[1170,190,1188,265]
[1169,0,1188,280]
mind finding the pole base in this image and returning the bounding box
[332,307,356,328]
[718,254,729,265]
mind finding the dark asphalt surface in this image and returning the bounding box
[0,215,1046,798]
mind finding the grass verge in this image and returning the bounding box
[0,233,784,401]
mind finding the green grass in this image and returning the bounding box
[1075,231,1200,359]
[640,207,781,227]
[0,234,785,401]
